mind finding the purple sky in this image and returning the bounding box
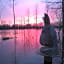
[0,0,62,25]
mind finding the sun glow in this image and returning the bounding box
[0,0,61,25]
[3,2,46,25]
[12,16,43,25]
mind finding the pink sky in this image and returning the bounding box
[1,0,60,25]
[3,2,47,25]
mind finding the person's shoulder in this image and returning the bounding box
[50,25,56,33]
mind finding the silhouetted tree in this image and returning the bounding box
[62,0,64,60]
[12,0,15,25]
[8,0,16,25]
[41,0,62,61]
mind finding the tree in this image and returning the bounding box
[0,7,3,24]
[0,0,4,25]
[0,0,16,25]
[35,4,38,25]
[8,0,16,25]
[27,8,30,24]
[12,0,15,25]
[62,0,64,62]
[41,0,62,62]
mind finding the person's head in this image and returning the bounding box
[42,13,50,25]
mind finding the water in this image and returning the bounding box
[0,29,62,64]
[0,29,44,64]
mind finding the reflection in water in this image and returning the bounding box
[0,29,62,64]
[0,29,43,64]
[14,30,16,64]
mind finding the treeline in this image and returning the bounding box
[0,24,43,30]
[0,24,63,30]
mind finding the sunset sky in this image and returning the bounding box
[0,0,62,25]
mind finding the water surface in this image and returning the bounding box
[0,29,62,64]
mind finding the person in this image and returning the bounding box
[39,14,61,63]
[40,13,59,54]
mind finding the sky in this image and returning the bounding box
[0,0,62,25]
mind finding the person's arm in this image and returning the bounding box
[50,26,59,44]
[41,26,46,33]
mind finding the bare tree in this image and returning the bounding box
[41,0,62,63]
[35,5,38,25]
[0,0,4,25]
[0,0,16,25]
[12,0,15,25]
[27,8,30,24]
[62,0,64,61]
[0,7,3,24]
[8,0,16,25]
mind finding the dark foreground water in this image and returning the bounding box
[0,29,62,64]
